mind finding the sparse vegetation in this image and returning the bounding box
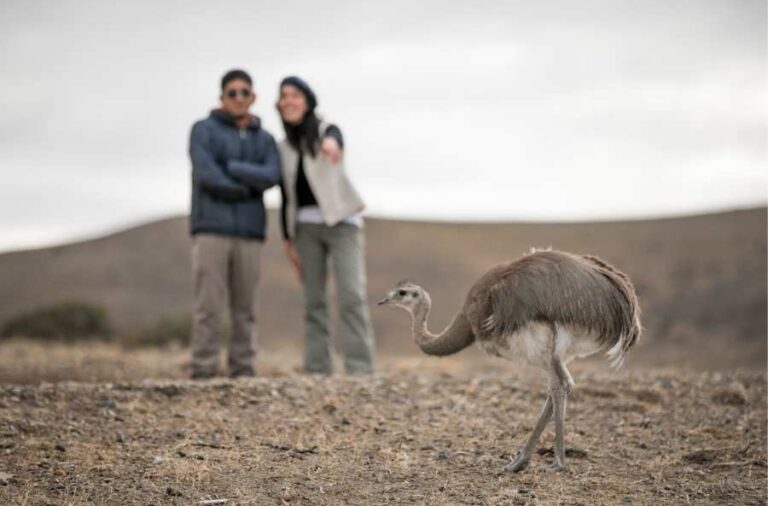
[128,313,192,348]
[0,301,111,341]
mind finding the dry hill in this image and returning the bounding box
[0,208,765,371]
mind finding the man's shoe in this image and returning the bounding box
[191,371,216,380]
[229,368,255,379]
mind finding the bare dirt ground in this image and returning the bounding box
[0,343,765,505]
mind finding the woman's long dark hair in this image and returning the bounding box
[282,111,321,157]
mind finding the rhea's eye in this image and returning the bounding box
[398,290,407,296]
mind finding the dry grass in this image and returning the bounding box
[0,342,765,505]
[0,340,537,385]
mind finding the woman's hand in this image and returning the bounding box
[321,137,343,164]
[283,240,304,283]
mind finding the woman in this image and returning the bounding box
[276,76,375,375]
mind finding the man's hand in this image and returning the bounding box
[321,137,343,164]
[283,240,304,283]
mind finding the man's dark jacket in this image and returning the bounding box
[189,110,280,240]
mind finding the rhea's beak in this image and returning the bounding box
[377,297,390,306]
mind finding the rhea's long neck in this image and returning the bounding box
[407,296,476,357]
[411,299,435,345]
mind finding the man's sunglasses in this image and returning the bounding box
[225,88,252,99]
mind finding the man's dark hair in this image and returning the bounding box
[221,69,252,90]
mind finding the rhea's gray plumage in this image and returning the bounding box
[379,249,642,473]
[465,250,640,366]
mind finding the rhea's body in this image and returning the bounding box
[464,250,640,367]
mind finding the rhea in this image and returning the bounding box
[378,249,641,473]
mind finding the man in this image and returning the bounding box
[188,69,280,378]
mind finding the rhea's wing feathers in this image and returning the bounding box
[464,251,640,353]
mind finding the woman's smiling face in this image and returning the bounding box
[277,84,309,125]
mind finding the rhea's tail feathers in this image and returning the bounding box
[605,324,641,369]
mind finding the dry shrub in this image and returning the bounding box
[0,301,111,341]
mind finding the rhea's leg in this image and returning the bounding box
[541,358,571,472]
[504,394,553,472]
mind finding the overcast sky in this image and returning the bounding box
[1,0,765,252]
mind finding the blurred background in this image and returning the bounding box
[0,0,765,382]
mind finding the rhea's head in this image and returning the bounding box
[378,280,429,313]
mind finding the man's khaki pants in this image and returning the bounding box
[191,234,262,378]
[295,222,375,374]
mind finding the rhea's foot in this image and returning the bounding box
[504,450,530,473]
[540,462,569,473]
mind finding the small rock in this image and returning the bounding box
[155,385,183,397]
[712,388,747,406]
[176,450,187,458]
[175,430,186,440]
[166,486,182,497]
[566,448,588,458]
[580,388,617,399]
[621,496,632,503]
[634,389,662,404]
[0,472,14,485]
[153,456,165,465]
[98,398,118,410]
[436,451,450,461]
[683,449,719,465]
[638,418,653,429]
[116,432,125,444]
[518,488,530,495]
[54,444,66,452]
[15,388,36,401]
[659,378,678,389]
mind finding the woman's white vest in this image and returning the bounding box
[279,122,365,239]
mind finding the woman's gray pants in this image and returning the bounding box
[294,222,375,374]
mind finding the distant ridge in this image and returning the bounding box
[0,208,765,370]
